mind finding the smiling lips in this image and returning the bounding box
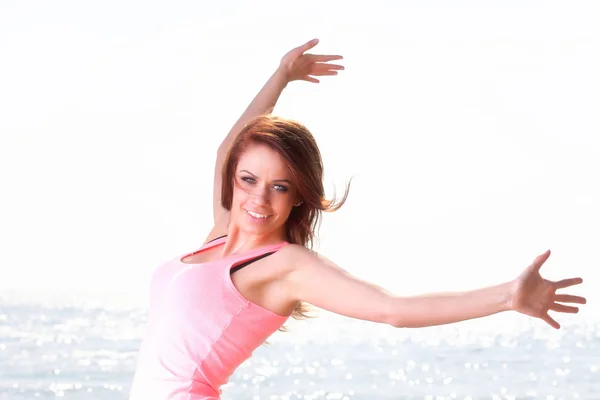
[245,208,270,220]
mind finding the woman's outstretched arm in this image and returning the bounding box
[210,39,344,229]
[281,245,585,329]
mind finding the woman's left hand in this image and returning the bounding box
[278,39,344,84]
[509,250,586,329]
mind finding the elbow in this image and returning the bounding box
[217,143,227,158]
[216,145,229,168]
[382,299,407,328]
[387,316,420,329]
[388,314,434,329]
[217,136,235,157]
[383,297,421,329]
[387,317,408,329]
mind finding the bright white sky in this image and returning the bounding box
[0,1,598,318]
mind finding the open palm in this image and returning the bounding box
[279,39,344,83]
[510,250,586,329]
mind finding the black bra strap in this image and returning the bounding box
[230,252,275,275]
[207,234,227,244]
[208,235,275,275]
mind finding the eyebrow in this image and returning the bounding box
[240,169,292,184]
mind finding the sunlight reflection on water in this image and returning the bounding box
[1,299,598,399]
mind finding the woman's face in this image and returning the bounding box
[230,142,298,238]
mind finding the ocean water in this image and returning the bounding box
[1,297,599,400]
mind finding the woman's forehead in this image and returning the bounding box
[237,144,290,175]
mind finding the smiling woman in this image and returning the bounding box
[221,116,348,247]
[129,39,586,400]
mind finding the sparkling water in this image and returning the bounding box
[1,297,599,399]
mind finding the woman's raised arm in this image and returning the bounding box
[210,39,344,234]
[282,245,585,329]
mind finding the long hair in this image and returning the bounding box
[220,115,350,326]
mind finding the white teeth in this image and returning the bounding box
[246,209,268,219]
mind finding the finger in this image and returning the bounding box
[310,64,345,72]
[533,250,551,272]
[550,303,579,313]
[300,76,320,84]
[542,313,560,329]
[554,294,587,304]
[296,38,319,54]
[309,70,338,77]
[553,277,583,289]
[306,54,344,63]
[313,63,345,71]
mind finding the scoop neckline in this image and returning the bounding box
[179,237,287,265]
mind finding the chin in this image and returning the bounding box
[244,215,286,238]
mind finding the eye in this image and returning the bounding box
[241,176,256,184]
[273,184,288,193]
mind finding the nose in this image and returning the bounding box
[251,185,270,205]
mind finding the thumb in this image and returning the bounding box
[533,249,551,272]
[296,38,319,54]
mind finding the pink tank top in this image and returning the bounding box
[129,236,289,399]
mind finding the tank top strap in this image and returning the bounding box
[195,235,228,253]
[205,235,228,248]
[178,235,227,262]
[228,241,288,269]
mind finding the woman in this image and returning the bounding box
[129,39,586,400]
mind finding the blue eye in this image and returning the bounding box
[240,176,288,193]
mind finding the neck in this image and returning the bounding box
[220,225,286,256]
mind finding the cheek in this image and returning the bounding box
[273,196,295,215]
[231,185,248,203]
[231,187,248,209]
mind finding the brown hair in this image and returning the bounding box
[221,114,350,325]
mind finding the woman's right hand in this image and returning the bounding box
[278,39,344,84]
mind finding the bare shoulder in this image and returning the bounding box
[278,243,308,257]
[275,243,335,279]
[254,244,314,286]
[276,243,396,324]
[263,243,302,277]
[276,243,319,269]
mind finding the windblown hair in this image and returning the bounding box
[220,114,350,326]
